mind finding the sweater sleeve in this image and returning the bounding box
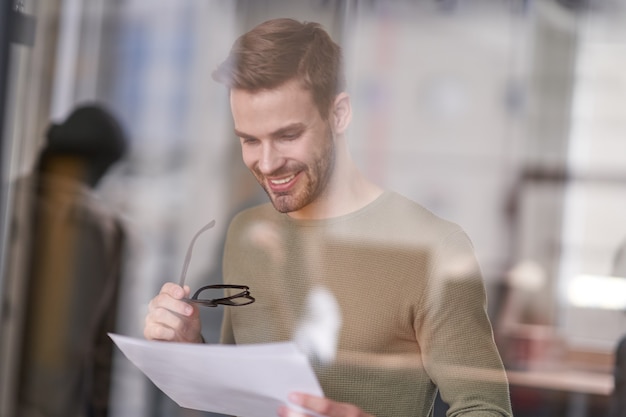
[416,230,513,417]
[219,307,236,345]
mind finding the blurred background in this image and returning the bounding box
[1,0,625,416]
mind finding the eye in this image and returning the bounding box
[281,131,302,141]
[241,137,259,145]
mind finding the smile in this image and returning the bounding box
[270,174,296,185]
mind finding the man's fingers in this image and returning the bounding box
[148,305,189,329]
[292,393,336,415]
[149,291,193,317]
[143,307,179,341]
[283,393,370,417]
[143,322,175,341]
[143,282,201,342]
[160,282,188,299]
[144,305,200,341]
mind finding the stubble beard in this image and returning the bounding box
[256,130,336,214]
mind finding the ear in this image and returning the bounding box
[331,92,352,135]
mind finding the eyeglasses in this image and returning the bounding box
[188,284,254,307]
[178,220,255,307]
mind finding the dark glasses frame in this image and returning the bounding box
[187,284,255,307]
[178,220,254,308]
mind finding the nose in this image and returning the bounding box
[257,142,284,175]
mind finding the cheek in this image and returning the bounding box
[241,148,261,175]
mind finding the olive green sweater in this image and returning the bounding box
[221,191,512,417]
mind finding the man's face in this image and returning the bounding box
[230,79,335,215]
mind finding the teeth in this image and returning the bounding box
[270,174,295,185]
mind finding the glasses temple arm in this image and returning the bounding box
[178,220,216,288]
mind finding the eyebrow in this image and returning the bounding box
[234,122,306,141]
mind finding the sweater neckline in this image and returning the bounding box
[279,190,392,227]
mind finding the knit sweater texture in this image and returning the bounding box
[221,191,512,417]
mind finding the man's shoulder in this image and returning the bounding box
[227,202,280,235]
[232,202,276,221]
[378,191,462,235]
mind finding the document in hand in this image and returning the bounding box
[109,334,324,417]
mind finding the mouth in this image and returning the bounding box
[270,174,295,185]
[267,173,297,192]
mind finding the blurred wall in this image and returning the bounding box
[1,1,626,417]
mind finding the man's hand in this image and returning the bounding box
[278,393,374,417]
[144,282,203,343]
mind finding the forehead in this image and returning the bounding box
[230,79,321,136]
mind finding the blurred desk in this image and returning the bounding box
[507,369,614,417]
[507,369,613,396]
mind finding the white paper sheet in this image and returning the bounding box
[109,333,324,417]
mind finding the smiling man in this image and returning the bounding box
[231,79,340,217]
[229,78,379,220]
[144,18,513,417]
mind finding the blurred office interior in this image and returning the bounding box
[1,0,625,416]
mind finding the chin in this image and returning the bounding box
[271,200,297,214]
[270,195,303,214]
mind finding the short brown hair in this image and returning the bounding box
[212,18,345,120]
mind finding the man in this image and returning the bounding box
[144,18,512,417]
[3,104,127,417]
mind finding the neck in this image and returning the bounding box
[287,138,383,220]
